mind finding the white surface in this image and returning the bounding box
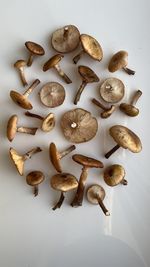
[0,0,149,266]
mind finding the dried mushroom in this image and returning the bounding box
[99,78,125,103]
[108,51,135,75]
[25,41,45,66]
[104,164,127,186]
[119,90,142,117]
[92,98,116,118]
[26,171,45,196]
[25,111,55,132]
[14,60,28,87]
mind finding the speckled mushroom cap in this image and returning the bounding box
[43,54,63,71]
[104,164,125,186]
[78,65,99,83]
[10,91,33,110]
[99,78,125,103]
[14,60,26,68]
[72,154,104,168]
[7,115,18,142]
[26,171,45,186]
[108,51,128,72]
[80,34,103,61]
[25,41,45,56]
[41,113,55,132]
[110,125,142,153]
[50,173,78,192]
[9,147,25,176]
[40,82,65,108]
[87,184,105,204]
[49,142,62,173]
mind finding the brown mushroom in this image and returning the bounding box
[9,147,42,176]
[86,184,110,216]
[25,41,45,66]
[26,171,45,196]
[108,51,135,75]
[25,111,55,132]
[10,79,40,110]
[104,164,127,186]
[73,34,103,64]
[71,154,104,207]
[60,108,98,143]
[14,60,28,87]
[92,98,116,118]
[51,25,80,53]
[43,54,72,84]
[119,90,142,117]
[105,125,142,159]
[99,78,125,103]
[51,173,78,210]
[49,142,76,173]
[39,82,65,107]
[74,65,99,105]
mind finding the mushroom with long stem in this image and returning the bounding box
[104,164,127,186]
[108,51,135,75]
[25,41,45,66]
[25,111,55,132]
[14,60,28,87]
[119,90,142,117]
[26,171,45,196]
[92,98,116,118]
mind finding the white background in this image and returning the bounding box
[0,0,149,266]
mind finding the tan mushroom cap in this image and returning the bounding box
[78,66,99,83]
[40,82,65,108]
[7,115,18,142]
[87,184,105,204]
[119,103,139,117]
[25,41,45,55]
[104,164,125,186]
[80,34,103,61]
[26,171,45,186]
[10,91,32,110]
[110,125,142,153]
[43,54,63,71]
[51,173,78,192]
[99,78,125,103]
[9,147,24,175]
[60,108,98,143]
[41,113,55,132]
[49,142,62,173]
[108,51,128,72]
[14,60,26,68]
[72,154,104,168]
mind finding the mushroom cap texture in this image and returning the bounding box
[14,60,26,68]
[119,103,139,117]
[7,114,18,141]
[108,50,128,72]
[80,34,103,61]
[25,41,45,55]
[9,147,24,176]
[10,90,32,110]
[104,164,125,186]
[49,142,62,173]
[78,65,99,83]
[43,54,63,71]
[51,173,78,192]
[42,113,55,132]
[87,184,105,204]
[72,154,104,168]
[40,82,65,107]
[26,171,45,186]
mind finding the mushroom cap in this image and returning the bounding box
[51,25,80,53]
[25,41,45,56]
[14,60,26,68]
[50,173,78,192]
[110,125,142,153]
[80,34,103,61]
[9,147,24,176]
[7,114,18,141]
[78,65,99,83]
[60,108,98,143]
[104,164,125,186]
[43,54,63,71]
[26,171,45,186]
[49,142,62,173]
[87,184,105,204]
[72,154,104,168]
[108,51,128,72]
[10,90,32,110]
[119,103,139,117]
[99,78,125,103]
[41,113,55,132]
[40,82,65,108]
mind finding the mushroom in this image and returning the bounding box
[105,125,142,159]
[26,171,45,196]
[99,78,125,103]
[25,41,45,66]
[51,25,80,53]
[60,108,98,143]
[9,147,42,176]
[39,82,65,108]
[7,114,38,141]
[50,173,78,210]
[43,54,72,84]
[92,98,116,118]
[104,164,127,186]
[119,90,142,117]
[108,51,135,75]
[71,154,104,207]
[25,111,55,132]
[14,60,28,87]
[49,142,76,173]
[86,184,110,216]
[74,65,99,105]
[10,79,40,110]
[73,34,103,64]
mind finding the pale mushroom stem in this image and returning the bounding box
[73,50,84,64]
[34,185,38,197]
[17,127,38,135]
[64,27,69,39]
[23,79,40,97]
[130,90,142,106]
[74,81,87,105]
[105,144,120,159]
[123,67,135,75]
[24,147,42,160]
[97,197,110,216]
[19,69,28,87]
[25,111,43,120]
[121,179,128,185]
[60,145,76,159]
[92,98,107,110]
[27,54,34,67]
[52,192,65,210]
[54,64,72,84]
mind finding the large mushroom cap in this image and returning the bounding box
[49,142,62,173]
[104,164,125,186]
[87,184,105,204]
[9,147,24,176]
[99,78,125,103]
[43,54,63,71]
[14,60,26,68]
[72,154,104,168]
[10,90,32,110]
[51,173,78,192]
[25,41,45,55]
[26,171,45,186]
[78,65,99,83]
[51,25,80,53]
[60,108,98,143]
[41,113,55,132]
[40,82,65,108]
[7,114,18,142]
[110,125,142,153]
[108,51,128,72]
[80,34,103,61]
[119,103,139,117]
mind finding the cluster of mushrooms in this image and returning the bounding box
[7,25,142,216]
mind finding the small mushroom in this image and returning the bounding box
[108,51,135,75]
[104,164,127,186]
[25,41,45,66]
[51,25,80,53]
[71,154,104,207]
[119,90,142,117]
[99,78,125,103]
[74,65,99,105]
[26,171,45,196]
[25,111,55,132]
[86,184,110,216]
[73,34,103,64]
[10,79,40,110]
[9,147,42,176]
[14,60,28,87]
[43,54,72,84]
[50,173,78,210]
[105,125,142,159]
[7,114,38,141]
[39,82,65,107]
[49,142,76,173]
[61,108,98,143]
[92,98,116,118]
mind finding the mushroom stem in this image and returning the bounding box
[105,144,120,159]
[27,54,34,67]
[19,69,28,87]
[123,67,135,75]
[63,27,69,39]
[92,98,107,110]
[17,127,38,135]
[130,90,142,105]
[54,64,72,84]
[52,192,65,210]
[34,185,38,197]
[121,179,128,185]
[23,79,40,97]
[98,197,110,216]
[25,111,43,120]
[74,80,87,105]
[24,147,42,160]
[73,50,84,64]
[60,145,76,159]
